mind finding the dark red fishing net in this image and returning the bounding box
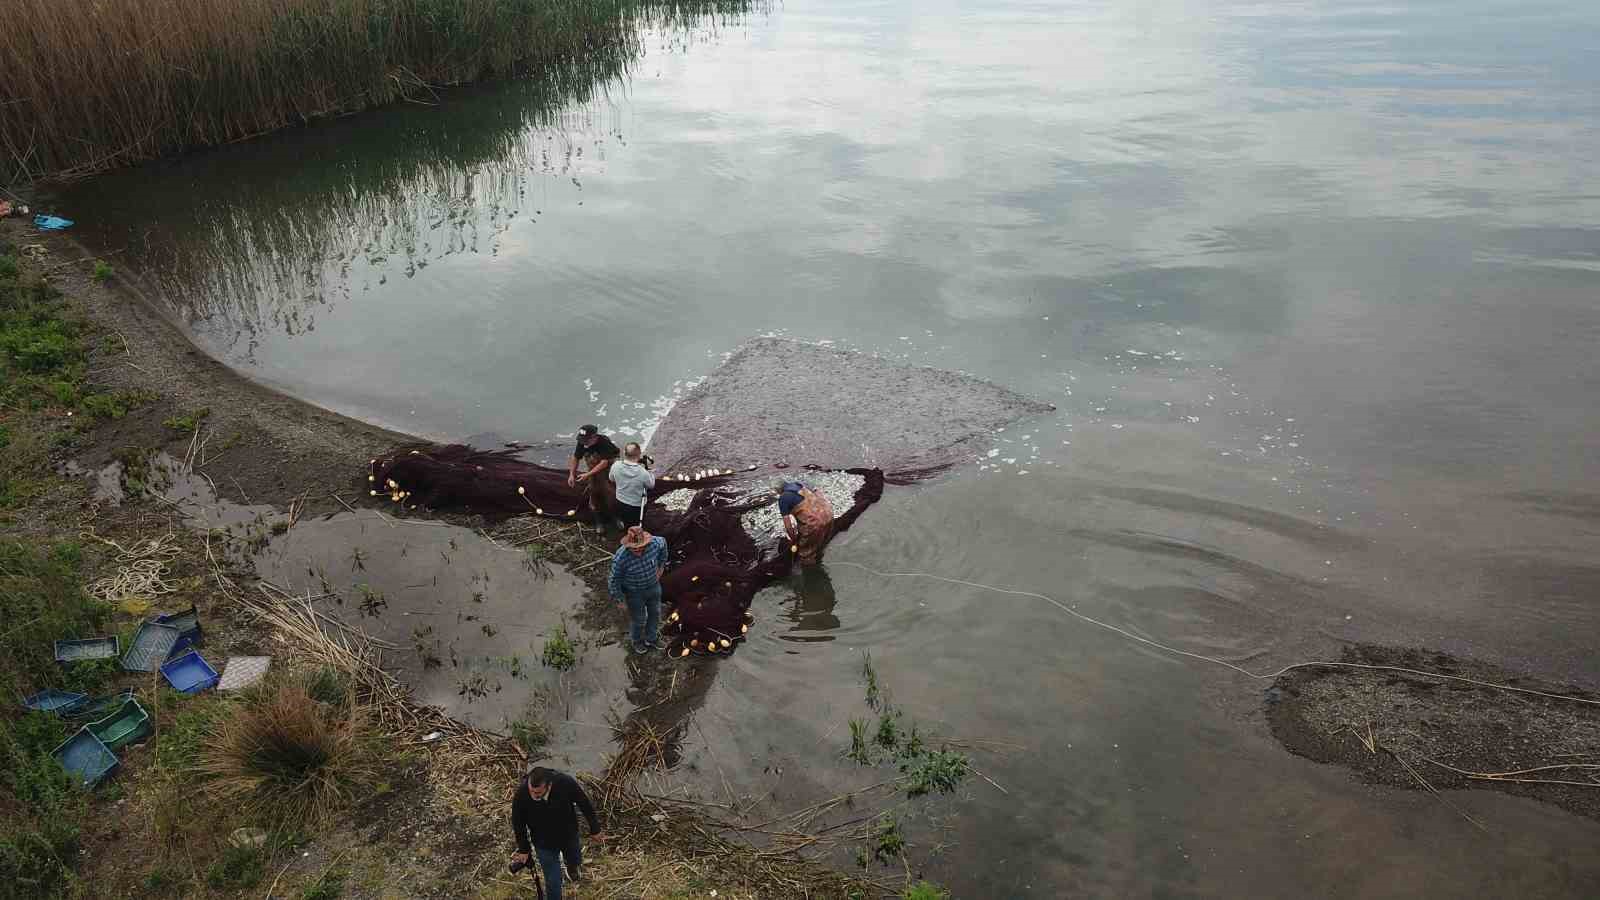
[367,445,927,658]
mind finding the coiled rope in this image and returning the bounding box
[82,530,180,606]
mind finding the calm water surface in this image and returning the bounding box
[58,0,1600,895]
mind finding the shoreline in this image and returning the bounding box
[6,217,1597,899]
[0,216,930,899]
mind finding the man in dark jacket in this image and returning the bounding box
[510,766,605,899]
[568,424,622,531]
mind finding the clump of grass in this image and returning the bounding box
[205,844,264,889]
[300,864,346,900]
[162,407,209,433]
[355,584,387,617]
[0,710,85,899]
[846,718,873,765]
[874,707,901,749]
[870,814,905,864]
[91,260,113,283]
[902,881,950,900]
[141,866,184,896]
[860,651,882,710]
[509,717,551,757]
[305,667,348,706]
[77,389,154,421]
[541,620,577,671]
[197,677,381,826]
[899,748,970,797]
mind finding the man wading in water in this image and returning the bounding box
[510,766,604,899]
[780,481,835,566]
[568,424,621,532]
[609,526,668,654]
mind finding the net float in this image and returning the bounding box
[535,507,543,515]
[369,490,378,496]
[690,638,700,648]
[679,647,690,658]
[719,639,730,649]
[368,475,375,482]
[567,510,575,516]
[690,575,699,582]
[790,545,798,553]
[517,486,525,495]
[740,624,748,634]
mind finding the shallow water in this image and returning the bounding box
[55,0,1600,894]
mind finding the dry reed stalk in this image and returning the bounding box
[0,0,755,178]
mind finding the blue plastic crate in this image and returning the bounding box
[154,606,202,658]
[55,636,119,664]
[86,697,152,751]
[160,650,219,694]
[52,727,118,788]
[22,689,88,715]
[63,689,137,721]
[122,622,181,672]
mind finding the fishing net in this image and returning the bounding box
[367,444,930,658]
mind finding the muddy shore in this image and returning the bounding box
[1268,645,1600,824]
[0,214,922,899]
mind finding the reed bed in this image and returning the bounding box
[0,0,751,181]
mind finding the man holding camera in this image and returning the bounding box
[510,766,605,899]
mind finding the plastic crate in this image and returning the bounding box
[64,689,136,722]
[52,727,118,788]
[86,697,152,751]
[153,606,202,658]
[22,689,88,715]
[122,622,181,672]
[160,650,219,694]
[54,636,119,664]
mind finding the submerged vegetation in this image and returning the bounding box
[0,0,757,180]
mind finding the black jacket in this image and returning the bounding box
[511,771,601,852]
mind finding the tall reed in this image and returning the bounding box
[0,0,748,181]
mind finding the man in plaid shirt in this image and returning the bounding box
[609,526,668,654]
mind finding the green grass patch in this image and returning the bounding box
[0,710,87,899]
[541,619,577,671]
[898,748,970,798]
[300,864,347,900]
[847,717,872,765]
[205,844,265,889]
[902,881,951,900]
[78,389,154,421]
[161,407,209,433]
[869,814,904,864]
[91,260,113,283]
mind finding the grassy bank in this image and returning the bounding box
[1,235,951,898]
[0,0,751,181]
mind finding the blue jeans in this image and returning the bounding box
[621,582,661,646]
[534,837,582,900]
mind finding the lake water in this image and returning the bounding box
[56,0,1600,895]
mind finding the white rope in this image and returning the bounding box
[829,560,1600,707]
[82,530,180,605]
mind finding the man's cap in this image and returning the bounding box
[778,490,803,517]
[578,424,599,437]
